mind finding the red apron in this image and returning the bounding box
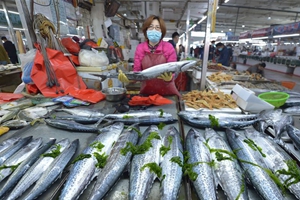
[140,53,180,97]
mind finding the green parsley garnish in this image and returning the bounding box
[90,141,105,152]
[93,152,108,168]
[71,153,92,164]
[141,162,163,178]
[243,138,266,157]
[160,136,173,157]
[41,144,62,158]
[0,163,21,171]
[208,114,219,128]
[276,160,300,188]
[122,114,133,119]
[157,122,166,130]
[159,109,164,118]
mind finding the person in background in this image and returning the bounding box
[0,45,10,65]
[246,62,266,77]
[215,42,231,66]
[168,32,180,61]
[208,40,215,61]
[178,44,185,59]
[118,15,180,96]
[232,45,240,63]
[1,36,18,64]
[226,44,233,62]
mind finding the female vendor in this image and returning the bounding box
[118,15,180,96]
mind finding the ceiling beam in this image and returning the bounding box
[221,4,300,14]
[176,0,191,28]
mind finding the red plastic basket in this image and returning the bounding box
[281,81,296,90]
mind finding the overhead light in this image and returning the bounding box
[225,0,230,3]
[268,16,271,20]
[221,30,223,32]
[0,9,19,15]
[273,33,300,38]
[0,26,24,31]
[197,16,207,24]
[242,25,245,27]
[252,36,268,40]
[123,13,127,16]
[217,6,220,10]
[229,29,232,31]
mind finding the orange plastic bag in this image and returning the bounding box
[61,38,80,54]
[31,47,86,98]
[66,86,106,103]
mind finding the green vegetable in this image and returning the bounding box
[235,178,245,200]
[120,131,161,156]
[93,152,108,168]
[0,162,21,171]
[141,162,162,178]
[90,141,105,152]
[71,153,92,164]
[159,109,164,118]
[128,126,142,137]
[208,114,219,128]
[41,144,62,158]
[243,139,266,157]
[122,114,134,119]
[276,160,300,187]
[157,122,166,130]
[160,136,173,157]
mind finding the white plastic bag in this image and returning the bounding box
[19,49,37,69]
[78,49,109,67]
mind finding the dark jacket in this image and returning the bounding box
[3,40,18,64]
[168,40,176,49]
[217,46,231,66]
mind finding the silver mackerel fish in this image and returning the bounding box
[186,128,216,200]
[160,126,183,200]
[226,129,284,200]
[205,128,249,200]
[129,125,161,200]
[89,125,140,200]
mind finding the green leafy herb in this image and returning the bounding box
[243,139,266,157]
[208,114,219,128]
[141,162,163,178]
[90,141,105,152]
[93,152,108,168]
[215,151,233,161]
[157,122,166,130]
[71,153,91,164]
[204,140,237,161]
[276,160,300,187]
[128,126,142,137]
[235,177,246,200]
[111,141,116,147]
[160,136,173,157]
[0,163,21,171]
[52,115,56,119]
[41,144,62,158]
[159,109,164,118]
[120,132,161,156]
[122,114,133,119]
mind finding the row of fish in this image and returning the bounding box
[57,123,183,200]
[186,127,300,200]
[0,136,79,200]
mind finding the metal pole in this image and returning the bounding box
[15,0,36,49]
[1,1,18,49]
[295,13,299,22]
[234,7,240,35]
[184,3,190,58]
[200,0,214,91]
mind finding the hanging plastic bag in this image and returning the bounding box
[21,61,34,84]
[61,37,80,55]
[78,49,109,67]
[19,49,37,70]
[31,47,87,97]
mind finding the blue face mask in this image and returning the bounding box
[218,48,223,51]
[147,30,162,43]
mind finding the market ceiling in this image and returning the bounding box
[1,0,300,38]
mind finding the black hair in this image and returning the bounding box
[1,36,7,40]
[172,32,180,39]
[216,42,224,47]
[260,62,266,68]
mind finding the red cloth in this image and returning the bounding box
[66,86,106,104]
[128,94,173,106]
[0,93,24,104]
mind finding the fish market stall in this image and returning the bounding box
[0,95,190,200]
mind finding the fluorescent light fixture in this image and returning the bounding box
[229,29,232,31]
[273,34,300,38]
[163,37,172,41]
[217,6,220,10]
[189,24,197,31]
[0,9,19,15]
[179,33,185,38]
[252,36,268,40]
[67,34,80,37]
[242,25,245,27]
[221,30,223,32]
[0,26,24,31]
[123,13,127,16]
[225,0,230,3]
[197,16,207,24]
[268,16,271,20]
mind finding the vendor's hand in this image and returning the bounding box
[157,72,173,82]
[118,70,129,83]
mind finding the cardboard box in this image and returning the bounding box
[231,84,274,113]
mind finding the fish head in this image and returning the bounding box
[244,127,261,138]
[179,60,197,72]
[204,128,219,140]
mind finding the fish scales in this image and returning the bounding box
[226,129,284,200]
[59,123,124,200]
[0,137,42,183]
[160,126,183,200]
[0,139,56,199]
[88,125,139,200]
[245,128,300,199]
[0,136,32,165]
[286,124,300,151]
[205,128,249,200]
[186,128,216,200]
[45,119,99,132]
[7,139,70,200]
[23,139,79,200]
[0,137,21,154]
[56,108,104,118]
[129,125,161,200]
